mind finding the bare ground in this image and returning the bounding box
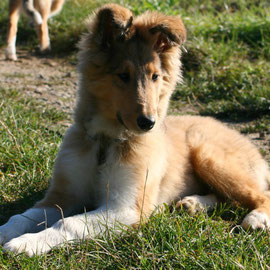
[1,49,269,162]
[0,50,77,120]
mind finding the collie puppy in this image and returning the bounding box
[1,4,270,256]
[5,0,65,61]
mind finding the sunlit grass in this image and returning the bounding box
[0,0,270,267]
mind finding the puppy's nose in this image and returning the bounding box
[137,115,155,131]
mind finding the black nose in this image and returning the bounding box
[136,115,155,131]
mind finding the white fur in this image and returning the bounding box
[3,207,137,256]
[55,131,99,205]
[241,210,270,230]
[33,12,43,25]
[23,0,43,25]
[24,10,43,25]
[0,208,63,245]
[0,131,139,255]
[5,37,17,61]
[98,145,138,207]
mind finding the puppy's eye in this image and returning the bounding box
[152,73,159,82]
[118,73,130,83]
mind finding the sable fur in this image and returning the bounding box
[0,4,270,256]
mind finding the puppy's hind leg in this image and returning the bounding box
[189,141,270,230]
[5,0,21,60]
[176,194,219,214]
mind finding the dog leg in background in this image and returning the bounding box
[22,0,43,25]
[35,1,51,52]
[5,0,21,60]
[3,206,138,256]
[0,207,69,245]
[49,0,65,18]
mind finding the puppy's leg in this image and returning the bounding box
[1,124,100,255]
[0,207,68,245]
[3,206,139,256]
[5,0,21,60]
[190,141,270,230]
[176,194,219,214]
[0,124,95,248]
[0,169,83,249]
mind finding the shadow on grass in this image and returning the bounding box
[206,21,270,49]
[0,190,46,225]
[201,108,270,122]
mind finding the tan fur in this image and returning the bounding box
[0,4,270,256]
[41,4,270,221]
[5,0,65,60]
[1,6,270,254]
[36,4,270,224]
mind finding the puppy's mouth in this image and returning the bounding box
[116,112,129,130]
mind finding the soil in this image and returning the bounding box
[1,49,269,162]
[0,50,77,119]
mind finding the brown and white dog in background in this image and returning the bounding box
[5,0,65,60]
[0,4,270,256]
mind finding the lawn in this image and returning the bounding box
[0,0,270,268]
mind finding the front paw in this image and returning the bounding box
[3,227,65,256]
[3,233,51,256]
[3,229,61,257]
[0,224,21,245]
[5,47,17,61]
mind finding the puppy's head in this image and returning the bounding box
[78,4,186,137]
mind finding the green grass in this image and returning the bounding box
[1,209,268,269]
[1,0,269,126]
[0,89,65,221]
[1,0,270,268]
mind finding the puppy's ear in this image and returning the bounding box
[92,4,133,49]
[148,14,186,53]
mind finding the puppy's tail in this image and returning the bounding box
[22,0,43,25]
[49,0,65,18]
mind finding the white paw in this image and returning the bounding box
[5,47,17,61]
[241,210,270,230]
[0,223,21,245]
[3,233,51,256]
[40,44,51,52]
[176,194,218,214]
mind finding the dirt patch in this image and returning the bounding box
[1,49,269,162]
[0,50,77,119]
